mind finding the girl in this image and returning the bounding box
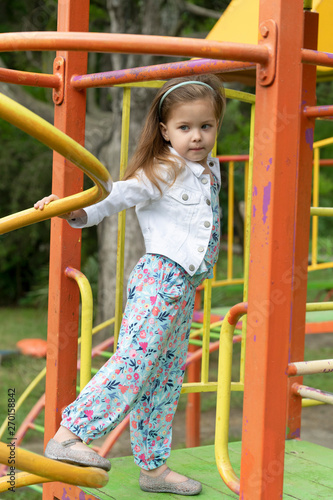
[35,74,225,495]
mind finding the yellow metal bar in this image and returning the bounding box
[244,160,249,252]
[215,306,246,495]
[0,443,108,490]
[114,87,131,348]
[227,161,234,281]
[65,268,93,391]
[311,147,320,266]
[308,262,333,271]
[224,88,256,104]
[302,398,326,407]
[313,136,333,149]
[0,92,111,235]
[306,301,333,311]
[0,471,54,490]
[92,317,115,335]
[310,207,333,216]
[240,103,255,384]
[201,279,212,384]
[181,381,244,394]
[211,278,244,288]
[189,319,224,339]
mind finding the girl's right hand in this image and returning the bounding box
[34,194,73,220]
[34,194,59,211]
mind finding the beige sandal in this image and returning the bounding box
[139,467,202,495]
[44,437,111,471]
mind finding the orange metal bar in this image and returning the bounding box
[301,48,333,68]
[286,10,318,442]
[71,59,255,89]
[219,154,333,167]
[288,359,333,376]
[303,104,333,118]
[0,67,60,88]
[291,383,333,405]
[0,31,269,64]
[43,1,90,499]
[217,154,249,162]
[240,1,307,498]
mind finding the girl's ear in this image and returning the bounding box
[159,122,169,142]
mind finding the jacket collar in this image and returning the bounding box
[169,146,215,178]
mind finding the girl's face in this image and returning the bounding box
[159,98,218,167]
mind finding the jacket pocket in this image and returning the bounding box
[166,185,201,205]
[166,186,202,206]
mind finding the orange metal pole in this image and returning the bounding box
[0,67,59,88]
[240,1,305,498]
[71,59,255,89]
[286,10,318,441]
[0,32,269,64]
[43,1,90,499]
[301,48,333,68]
[303,104,333,118]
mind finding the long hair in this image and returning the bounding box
[122,74,226,191]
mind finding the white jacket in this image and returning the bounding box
[70,149,221,276]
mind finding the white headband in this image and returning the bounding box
[158,81,215,115]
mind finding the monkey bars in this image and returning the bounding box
[1,1,333,498]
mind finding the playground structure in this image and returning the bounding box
[0,0,333,499]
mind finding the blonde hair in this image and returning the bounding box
[123,74,226,191]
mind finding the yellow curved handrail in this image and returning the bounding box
[215,302,248,495]
[0,91,112,235]
[0,442,108,491]
[65,267,94,391]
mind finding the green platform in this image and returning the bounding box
[82,440,333,499]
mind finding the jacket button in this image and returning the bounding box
[198,246,204,252]
[182,193,189,201]
[206,199,211,206]
[189,264,195,271]
[201,178,208,184]
[209,161,214,167]
[204,221,210,228]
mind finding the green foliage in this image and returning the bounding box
[0,121,53,303]
[218,98,251,156]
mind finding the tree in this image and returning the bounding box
[0,0,230,316]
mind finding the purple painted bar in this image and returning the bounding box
[304,104,333,118]
[71,58,255,89]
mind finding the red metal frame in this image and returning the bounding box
[286,10,319,443]
[42,1,90,499]
[240,2,316,498]
[0,32,269,65]
[71,59,255,89]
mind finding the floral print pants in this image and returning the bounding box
[61,254,207,470]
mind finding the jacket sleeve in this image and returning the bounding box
[69,172,163,229]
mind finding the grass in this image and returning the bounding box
[0,308,47,434]
[0,308,47,499]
